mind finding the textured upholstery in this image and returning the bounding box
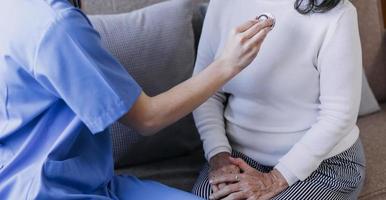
[357,104,386,199]
[81,0,209,49]
[88,0,201,167]
[352,0,386,102]
[360,74,381,116]
[82,0,208,14]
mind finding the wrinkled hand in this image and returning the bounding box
[209,153,240,193]
[209,157,288,200]
[217,18,273,74]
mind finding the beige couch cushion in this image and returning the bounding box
[358,104,386,199]
[352,0,386,102]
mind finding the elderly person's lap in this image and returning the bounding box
[193,140,365,200]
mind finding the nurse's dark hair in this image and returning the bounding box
[69,0,81,8]
[295,0,342,14]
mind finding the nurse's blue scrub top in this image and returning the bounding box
[0,0,142,199]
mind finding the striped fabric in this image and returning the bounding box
[193,139,365,200]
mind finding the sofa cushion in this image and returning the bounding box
[82,0,209,53]
[352,0,386,102]
[116,149,205,192]
[88,0,202,168]
[82,0,209,15]
[360,73,381,116]
[358,104,386,200]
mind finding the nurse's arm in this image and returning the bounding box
[121,59,233,136]
[119,19,273,136]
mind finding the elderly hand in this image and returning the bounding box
[209,157,288,200]
[209,153,241,193]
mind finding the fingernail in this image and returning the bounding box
[209,195,214,199]
[209,180,213,184]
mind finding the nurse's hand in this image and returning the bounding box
[217,19,273,74]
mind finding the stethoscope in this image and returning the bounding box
[257,13,276,29]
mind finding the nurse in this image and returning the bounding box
[0,0,273,199]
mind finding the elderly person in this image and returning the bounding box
[192,0,365,199]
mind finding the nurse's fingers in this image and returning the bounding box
[233,20,259,33]
[240,19,273,40]
[246,26,272,50]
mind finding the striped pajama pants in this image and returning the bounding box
[192,139,365,200]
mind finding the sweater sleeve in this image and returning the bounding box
[275,5,363,186]
[193,0,232,161]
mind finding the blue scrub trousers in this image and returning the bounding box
[111,175,204,200]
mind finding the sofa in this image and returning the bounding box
[81,0,386,199]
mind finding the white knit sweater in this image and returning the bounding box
[193,0,362,185]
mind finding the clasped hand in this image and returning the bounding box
[209,156,288,200]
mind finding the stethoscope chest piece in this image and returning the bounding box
[257,13,276,29]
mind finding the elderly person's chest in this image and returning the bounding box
[213,1,331,98]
